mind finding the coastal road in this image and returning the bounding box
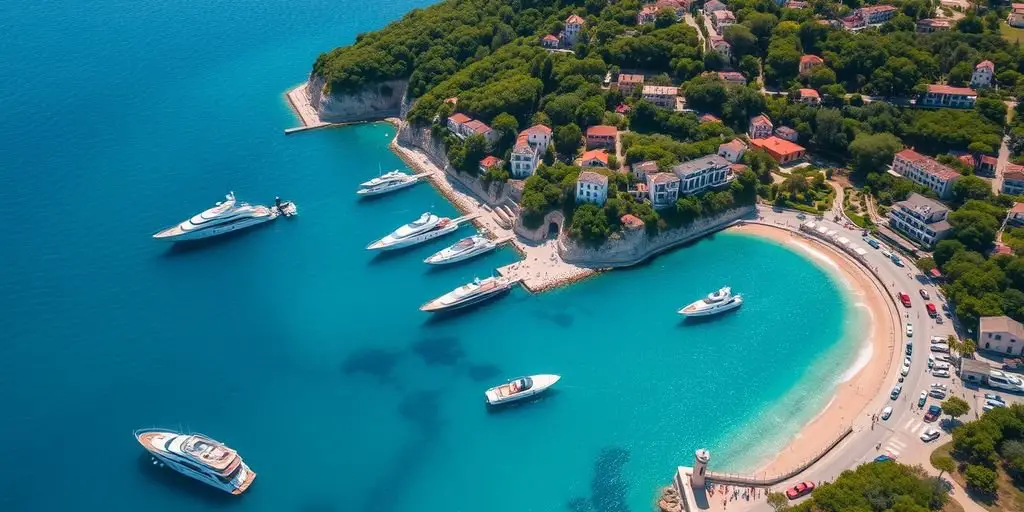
[734,208,972,510]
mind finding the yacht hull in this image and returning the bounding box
[678,297,743,317]
[153,215,275,242]
[357,179,419,197]
[135,430,256,495]
[368,222,458,251]
[424,241,497,265]
[420,283,513,312]
[485,374,561,405]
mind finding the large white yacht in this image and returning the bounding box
[357,170,420,196]
[421,276,515,312]
[424,235,498,265]
[135,429,256,495]
[367,212,459,250]
[153,192,294,242]
[485,374,561,405]
[678,287,743,318]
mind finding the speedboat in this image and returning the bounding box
[678,287,743,318]
[153,192,289,242]
[485,374,560,405]
[420,276,514,312]
[424,235,498,265]
[357,170,420,196]
[135,429,256,495]
[367,212,458,250]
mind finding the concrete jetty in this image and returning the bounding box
[284,82,337,134]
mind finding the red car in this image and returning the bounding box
[899,292,911,308]
[926,303,937,317]
[786,481,816,500]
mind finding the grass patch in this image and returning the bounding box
[1003,21,1024,44]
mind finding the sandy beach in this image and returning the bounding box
[728,223,899,477]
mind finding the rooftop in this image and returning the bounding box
[718,71,745,81]
[1011,202,1024,214]
[448,113,471,123]
[673,154,731,176]
[895,192,951,217]
[633,161,659,173]
[799,88,820,99]
[895,149,961,181]
[976,60,995,70]
[464,119,492,134]
[750,136,805,156]
[578,170,608,185]
[581,149,610,165]
[926,84,977,96]
[800,54,824,65]
[1006,164,1024,181]
[700,113,722,123]
[618,73,645,84]
[712,10,736,21]
[859,5,897,14]
[980,316,1024,338]
[961,358,992,375]
[479,156,502,168]
[642,85,679,96]
[917,18,951,27]
[621,214,645,228]
[719,139,745,153]
[542,34,559,42]
[586,125,618,137]
[566,14,586,25]
[523,124,552,136]
[649,172,680,184]
[750,114,772,127]
[775,126,798,136]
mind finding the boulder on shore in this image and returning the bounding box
[657,485,681,512]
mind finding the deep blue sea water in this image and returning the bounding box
[0,1,861,511]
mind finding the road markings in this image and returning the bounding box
[884,438,906,458]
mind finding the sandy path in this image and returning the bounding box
[728,223,897,476]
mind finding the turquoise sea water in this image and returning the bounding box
[0,1,862,510]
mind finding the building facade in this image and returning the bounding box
[646,172,681,209]
[891,149,961,198]
[617,73,645,95]
[774,126,799,142]
[747,114,773,139]
[979,316,1024,355]
[641,85,679,110]
[799,54,823,74]
[971,60,995,88]
[576,171,608,206]
[749,136,805,164]
[915,18,950,33]
[855,5,897,24]
[711,10,735,33]
[1005,165,1024,195]
[887,193,952,247]
[585,125,617,149]
[563,14,585,46]
[921,84,977,109]
[672,154,732,195]
[717,139,746,163]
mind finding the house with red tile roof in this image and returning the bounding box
[541,34,560,49]
[799,55,824,74]
[775,126,799,142]
[747,114,773,139]
[1011,4,1024,28]
[921,84,976,108]
[718,71,746,86]
[617,73,645,95]
[700,113,722,124]
[708,35,731,60]
[711,10,736,33]
[510,125,552,178]
[563,14,586,45]
[1008,202,1024,225]
[447,113,471,135]
[892,149,961,198]
[717,139,746,163]
[916,18,951,33]
[797,88,820,105]
[580,149,610,168]
[621,214,645,229]
[750,137,806,164]
[641,85,679,110]
[637,5,660,25]
[479,156,504,173]
[630,161,658,181]
[1004,164,1024,195]
[972,60,995,88]
[463,119,500,144]
[855,5,897,24]
[586,125,618,149]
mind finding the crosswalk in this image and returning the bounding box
[882,437,907,458]
[900,417,932,437]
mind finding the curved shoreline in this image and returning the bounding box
[727,223,898,476]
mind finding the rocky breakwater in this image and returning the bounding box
[304,73,408,123]
[559,206,755,268]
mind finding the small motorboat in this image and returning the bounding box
[485,374,560,405]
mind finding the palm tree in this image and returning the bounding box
[961,339,977,358]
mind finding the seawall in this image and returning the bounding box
[290,74,409,126]
[559,206,756,268]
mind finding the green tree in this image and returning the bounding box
[932,455,955,480]
[808,67,837,90]
[916,257,936,273]
[554,123,582,158]
[813,109,849,153]
[462,134,488,175]
[723,25,758,58]
[934,239,965,268]
[941,396,970,424]
[575,100,605,129]
[951,175,993,206]
[766,492,789,511]
[490,112,519,153]
[947,61,974,87]
[963,464,998,494]
[976,97,1008,126]
[849,132,902,176]
[569,203,610,243]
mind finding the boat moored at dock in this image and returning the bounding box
[153,192,295,242]
[357,170,421,196]
[424,235,498,265]
[367,212,461,251]
[678,286,743,317]
[485,374,561,405]
[134,429,256,495]
[420,276,515,312]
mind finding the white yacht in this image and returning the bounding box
[367,212,459,250]
[153,192,293,242]
[424,235,498,265]
[678,287,743,318]
[135,429,256,495]
[485,374,561,405]
[357,170,420,196]
[421,276,514,312]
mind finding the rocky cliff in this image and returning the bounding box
[559,206,756,267]
[306,74,408,123]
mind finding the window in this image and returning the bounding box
[996,334,1002,340]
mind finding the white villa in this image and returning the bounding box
[576,171,609,206]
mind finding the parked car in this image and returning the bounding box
[899,292,912,307]
[936,315,943,324]
[891,384,903,400]
[920,289,930,299]
[929,389,947,399]
[906,323,914,337]
[985,393,1004,403]
[933,369,950,378]
[921,428,941,442]
[986,399,1007,409]
[926,303,937,317]
[930,336,948,344]
[925,405,942,422]
[931,383,948,391]
[918,391,927,407]
[933,362,950,371]
[906,342,913,356]
[930,345,950,354]
[786,481,816,500]
[901,361,911,376]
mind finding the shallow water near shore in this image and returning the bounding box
[0,1,863,510]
